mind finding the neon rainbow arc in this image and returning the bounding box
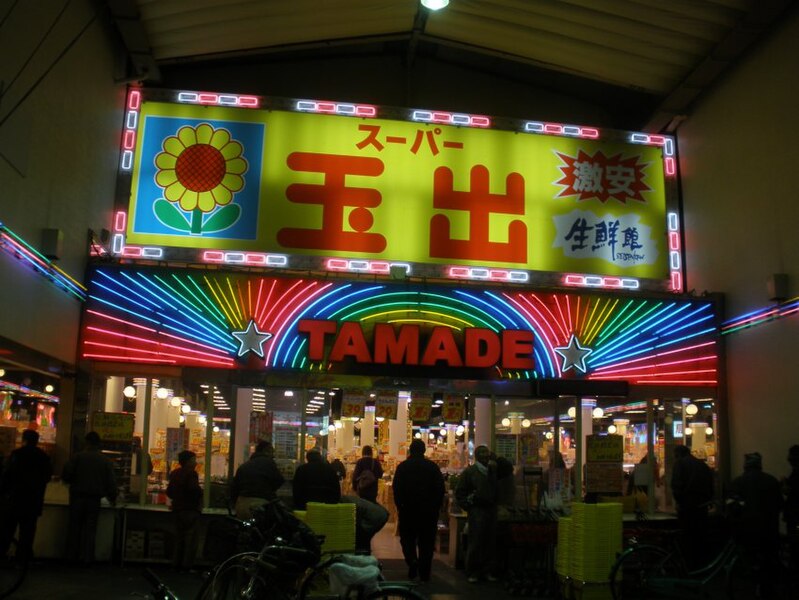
[81,266,718,385]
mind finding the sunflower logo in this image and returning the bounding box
[153,123,248,234]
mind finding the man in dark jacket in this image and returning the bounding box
[167,450,203,570]
[0,429,53,560]
[455,444,498,583]
[62,431,117,565]
[352,445,383,503]
[292,449,341,509]
[729,452,783,597]
[393,439,445,582]
[231,441,285,518]
[670,445,714,566]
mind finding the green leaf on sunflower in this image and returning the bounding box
[153,199,191,231]
[202,204,241,233]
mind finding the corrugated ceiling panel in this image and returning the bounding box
[138,0,416,60]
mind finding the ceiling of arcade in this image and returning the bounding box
[107,0,797,131]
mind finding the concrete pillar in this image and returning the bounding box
[389,392,410,458]
[474,396,492,449]
[105,376,124,412]
[234,388,253,471]
[341,420,355,452]
[690,422,708,454]
[361,406,375,448]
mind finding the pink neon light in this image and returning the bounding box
[500,294,561,375]
[634,379,717,385]
[114,212,127,232]
[432,112,450,123]
[198,93,218,104]
[533,294,570,341]
[123,129,136,150]
[544,123,562,134]
[203,251,225,262]
[669,231,680,251]
[264,282,334,365]
[723,309,779,330]
[604,278,622,288]
[489,270,509,280]
[580,128,600,139]
[592,355,717,377]
[238,96,259,107]
[670,271,682,291]
[448,267,470,278]
[86,309,157,333]
[121,246,142,257]
[128,89,141,110]
[83,353,178,364]
[1,234,50,270]
[317,102,337,113]
[370,262,390,274]
[83,341,234,367]
[327,259,348,270]
[665,157,676,175]
[244,254,267,265]
[591,341,716,373]
[649,135,666,145]
[471,116,491,128]
[564,274,583,285]
[355,105,377,117]
[512,295,563,352]
[86,327,233,361]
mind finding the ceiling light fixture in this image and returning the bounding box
[421,0,449,10]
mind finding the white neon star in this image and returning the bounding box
[554,334,593,373]
[232,320,272,358]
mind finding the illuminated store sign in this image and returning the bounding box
[81,266,717,385]
[297,320,535,369]
[119,89,677,284]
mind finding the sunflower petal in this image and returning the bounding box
[165,181,187,203]
[179,191,199,212]
[221,174,244,193]
[156,169,178,187]
[163,136,184,156]
[225,157,247,175]
[209,128,231,149]
[196,123,213,145]
[155,152,177,169]
[220,141,243,160]
[177,126,197,148]
[212,185,232,206]
[197,191,216,212]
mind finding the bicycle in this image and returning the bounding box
[608,501,787,599]
[0,538,28,599]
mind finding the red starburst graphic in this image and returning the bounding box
[555,150,651,203]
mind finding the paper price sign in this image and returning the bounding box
[375,393,398,419]
[409,394,432,423]
[341,392,366,419]
[92,412,135,443]
[441,398,464,423]
[586,434,624,462]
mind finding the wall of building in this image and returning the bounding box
[0,0,123,365]
[677,9,799,479]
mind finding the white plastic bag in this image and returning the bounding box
[328,562,381,596]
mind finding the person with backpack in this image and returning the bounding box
[671,445,714,567]
[352,446,383,504]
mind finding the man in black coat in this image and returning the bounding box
[392,439,445,582]
[292,449,341,509]
[231,441,285,518]
[0,429,53,560]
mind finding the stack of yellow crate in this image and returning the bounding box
[568,502,622,583]
[305,502,356,553]
[556,516,572,577]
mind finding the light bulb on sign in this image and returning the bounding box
[123,385,136,399]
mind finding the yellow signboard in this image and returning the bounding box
[586,434,624,463]
[128,103,668,278]
[92,411,135,443]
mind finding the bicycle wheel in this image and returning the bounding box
[196,560,289,600]
[364,585,426,600]
[0,540,28,600]
[609,545,677,600]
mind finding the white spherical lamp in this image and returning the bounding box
[685,403,699,416]
[567,407,576,418]
[592,407,604,419]
[607,424,617,434]
[156,387,169,400]
[123,385,136,398]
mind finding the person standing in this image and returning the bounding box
[292,449,341,509]
[392,439,445,582]
[670,445,713,567]
[0,430,53,561]
[230,441,285,519]
[166,450,203,571]
[783,444,799,571]
[352,445,383,504]
[455,445,498,583]
[62,431,117,566]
